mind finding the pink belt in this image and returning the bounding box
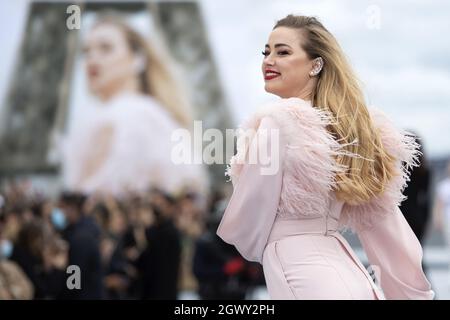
[266,216,385,300]
[267,215,339,243]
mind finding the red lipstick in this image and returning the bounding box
[264,69,281,80]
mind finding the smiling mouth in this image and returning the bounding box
[264,71,281,81]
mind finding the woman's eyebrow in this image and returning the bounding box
[265,43,292,49]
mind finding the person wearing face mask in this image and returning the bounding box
[61,15,209,199]
[0,240,34,299]
[0,197,33,299]
[8,218,67,299]
[0,207,12,260]
[0,199,12,260]
[216,15,434,300]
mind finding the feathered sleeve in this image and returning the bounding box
[339,107,434,300]
[217,116,285,264]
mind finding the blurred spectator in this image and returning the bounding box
[434,161,450,281]
[400,134,432,244]
[0,200,34,299]
[58,192,103,299]
[136,190,181,299]
[0,259,34,299]
[434,161,450,233]
[193,199,260,299]
[10,219,66,299]
[176,191,204,296]
[101,197,150,299]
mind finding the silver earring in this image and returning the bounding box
[310,57,323,76]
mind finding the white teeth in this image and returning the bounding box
[266,72,280,76]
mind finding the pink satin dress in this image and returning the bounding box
[216,99,434,300]
[263,203,380,299]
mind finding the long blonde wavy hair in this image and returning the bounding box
[92,16,192,128]
[274,15,396,205]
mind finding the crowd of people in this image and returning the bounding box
[0,182,265,299]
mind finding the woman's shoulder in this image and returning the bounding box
[238,98,333,140]
[228,98,345,217]
[108,92,180,130]
[233,97,343,167]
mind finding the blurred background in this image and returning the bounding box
[0,0,449,299]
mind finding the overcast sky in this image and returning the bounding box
[1,0,449,158]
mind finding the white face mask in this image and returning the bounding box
[0,239,13,259]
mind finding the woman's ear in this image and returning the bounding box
[309,57,324,77]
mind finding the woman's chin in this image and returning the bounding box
[264,84,282,97]
[87,81,101,94]
[88,84,113,101]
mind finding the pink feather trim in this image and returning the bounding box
[226,98,354,219]
[339,107,420,232]
[225,98,419,231]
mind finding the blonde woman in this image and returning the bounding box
[217,15,434,300]
[62,16,208,198]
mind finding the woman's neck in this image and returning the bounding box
[99,78,142,103]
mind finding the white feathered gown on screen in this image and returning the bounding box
[62,92,208,197]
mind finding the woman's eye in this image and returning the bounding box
[262,50,289,57]
[100,42,112,53]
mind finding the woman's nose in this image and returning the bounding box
[263,54,274,66]
[264,56,275,66]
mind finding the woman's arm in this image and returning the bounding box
[357,206,435,299]
[216,116,285,264]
